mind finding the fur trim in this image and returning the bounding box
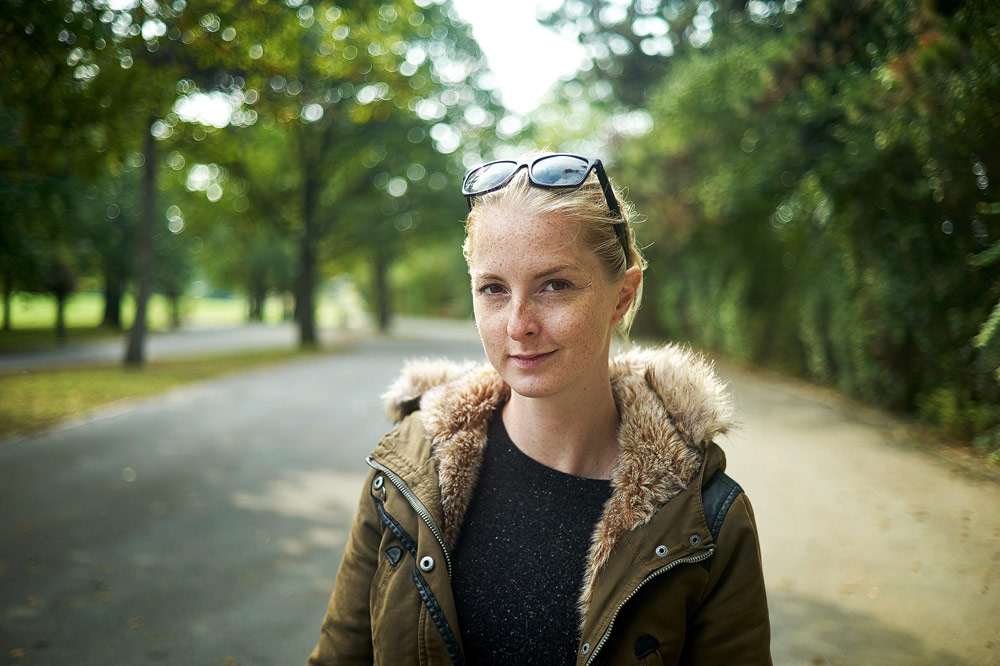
[579,345,735,615]
[381,357,479,423]
[420,366,509,549]
[380,344,735,618]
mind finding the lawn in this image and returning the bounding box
[0,289,366,352]
[0,348,329,439]
[4,291,279,329]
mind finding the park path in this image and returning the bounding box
[0,316,479,373]
[1,321,997,665]
[0,323,302,372]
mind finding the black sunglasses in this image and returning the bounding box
[462,153,630,267]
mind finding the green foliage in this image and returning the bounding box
[582,0,1000,450]
[389,237,472,318]
[538,0,755,108]
[1,0,504,343]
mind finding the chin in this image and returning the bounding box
[499,366,565,399]
[508,382,559,399]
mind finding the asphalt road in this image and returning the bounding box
[1,325,997,665]
[0,323,317,373]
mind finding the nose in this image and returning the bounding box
[506,296,539,340]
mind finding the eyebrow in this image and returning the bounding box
[474,264,580,282]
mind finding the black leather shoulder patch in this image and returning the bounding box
[698,469,742,572]
[702,469,743,542]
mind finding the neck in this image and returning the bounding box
[501,361,621,480]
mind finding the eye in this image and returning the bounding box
[542,280,571,292]
[478,283,506,295]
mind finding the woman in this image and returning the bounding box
[308,153,771,665]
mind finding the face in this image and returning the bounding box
[467,207,635,400]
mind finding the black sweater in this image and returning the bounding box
[451,411,614,665]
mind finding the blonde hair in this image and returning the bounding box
[463,157,647,338]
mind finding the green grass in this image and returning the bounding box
[4,291,284,330]
[0,288,364,353]
[0,292,263,352]
[0,326,122,351]
[0,348,330,439]
[1,289,368,352]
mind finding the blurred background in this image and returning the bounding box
[1,0,998,664]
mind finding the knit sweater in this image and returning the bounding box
[450,410,614,665]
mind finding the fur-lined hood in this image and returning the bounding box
[380,344,736,615]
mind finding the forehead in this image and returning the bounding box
[468,208,592,273]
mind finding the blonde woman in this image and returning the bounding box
[309,153,771,665]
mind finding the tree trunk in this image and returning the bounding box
[248,276,265,322]
[55,291,69,347]
[2,270,11,331]
[125,116,157,366]
[102,269,123,329]
[168,293,181,330]
[374,246,391,333]
[55,292,67,345]
[295,165,320,348]
[294,231,318,347]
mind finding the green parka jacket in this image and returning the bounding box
[308,345,771,666]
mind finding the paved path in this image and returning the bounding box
[1,326,997,665]
[0,322,340,373]
[0,317,481,373]
[719,366,1000,665]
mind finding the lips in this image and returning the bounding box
[509,350,556,368]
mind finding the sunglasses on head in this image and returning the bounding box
[461,153,630,267]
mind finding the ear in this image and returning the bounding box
[611,266,642,325]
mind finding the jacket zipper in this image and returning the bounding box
[366,456,453,579]
[584,545,715,666]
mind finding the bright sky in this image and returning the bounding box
[451,0,587,114]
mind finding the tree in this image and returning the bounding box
[0,1,112,336]
[169,0,500,342]
[606,0,999,447]
[3,0,504,352]
[538,0,760,108]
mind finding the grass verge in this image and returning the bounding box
[0,348,330,440]
[0,326,123,352]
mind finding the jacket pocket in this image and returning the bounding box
[373,543,405,592]
[634,633,666,666]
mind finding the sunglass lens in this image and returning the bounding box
[464,161,518,194]
[530,155,591,186]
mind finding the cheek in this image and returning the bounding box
[472,300,502,342]
[564,296,615,340]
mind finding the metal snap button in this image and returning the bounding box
[373,476,384,491]
[581,643,590,655]
[689,534,701,546]
[419,556,435,572]
[655,544,668,557]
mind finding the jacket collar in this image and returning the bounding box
[380,344,736,614]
